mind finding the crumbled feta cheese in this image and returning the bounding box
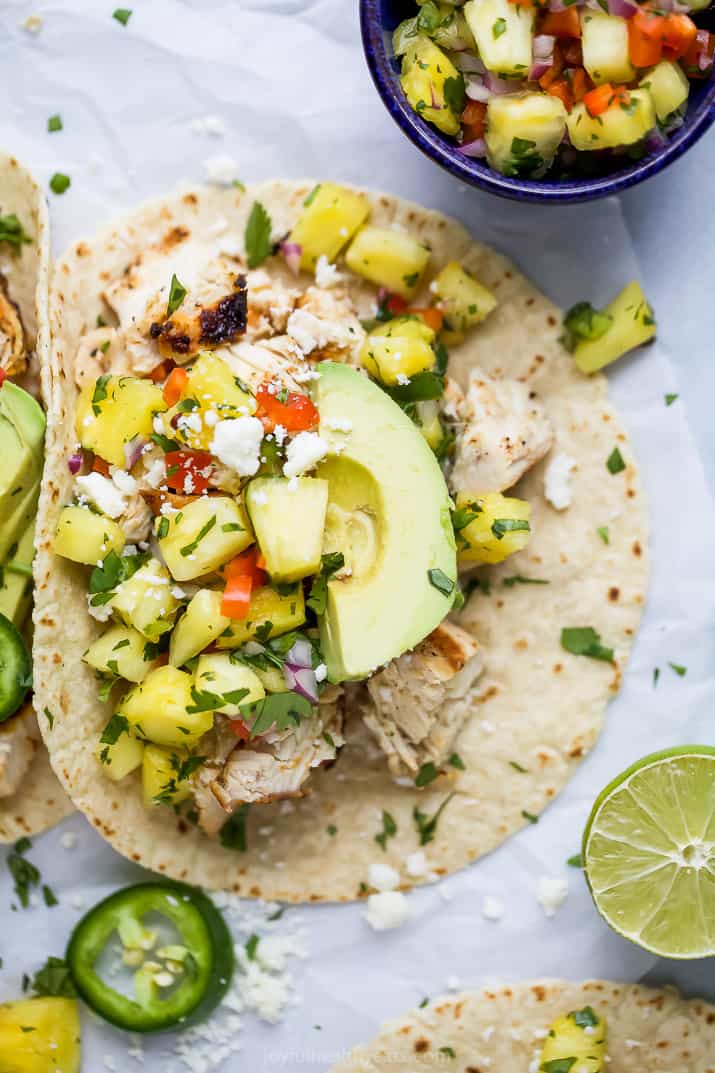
[109,466,138,495]
[544,452,576,511]
[190,114,226,137]
[21,14,43,33]
[481,895,505,922]
[60,832,78,850]
[143,458,166,489]
[75,472,126,518]
[314,255,342,289]
[286,309,325,354]
[395,373,410,386]
[203,153,239,186]
[203,409,218,427]
[314,663,328,683]
[211,416,264,476]
[405,851,427,877]
[283,431,329,478]
[273,423,288,446]
[87,595,113,623]
[368,863,400,892]
[536,876,569,917]
[363,891,410,931]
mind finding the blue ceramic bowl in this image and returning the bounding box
[361,0,715,202]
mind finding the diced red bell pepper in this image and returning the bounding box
[0,369,7,388]
[221,573,253,620]
[682,28,715,76]
[546,79,574,112]
[661,13,698,61]
[255,385,320,434]
[539,8,581,40]
[461,99,487,142]
[92,456,111,477]
[229,719,251,741]
[385,293,408,315]
[628,9,666,67]
[164,450,213,495]
[583,83,630,118]
[162,367,189,407]
[539,44,566,90]
[223,546,267,588]
[570,67,590,104]
[560,39,583,67]
[410,307,445,333]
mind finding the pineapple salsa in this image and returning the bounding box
[394,0,714,179]
[49,181,652,838]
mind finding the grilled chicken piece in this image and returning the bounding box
[149,274,247,360]
[220,336,308,394]
[287,286,365,364]
[118,493,153,544]
[194,699,344,836]
[449,369,553,497]
[73,327,121,389]
[0,704,40,799]
[361,621,483,777]
[0,276,27,378]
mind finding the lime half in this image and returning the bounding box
[583,746,715,959]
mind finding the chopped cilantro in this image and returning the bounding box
[542,1061,577,1073]
[303,184,321,207]
[99,713,129,746]
[567,853,583,868]
[440,1046,456,1058]
[491,518,530,540]
[42,885,58,908]
[561,626,614,663]
[492,16,506,37]
[0,213,31,251]
[32,957,77,997]
[245,934,260,960]
[112,8,132,25]
[653,666,660,687]
[375,810,397,851]
[166,273,187,317]
[180,515,216,557]
[49,172,70,195]
[443,73,466,115]
[448,753,465,771]
[47,115,63,133]
[509,760,528,773]
[219,804,249,851]
[244,201,273,269]
[307,552,345,615]
[428,568,454,597]
[243,691,313,738]
[521,809,538,824]
[668,662,687,677]
[665,393,678,406]
[502,575,548,587]
[415,762,438,788]
[413,793,454,846]
[606,447,626,474]
[571,1006,599,1028]
[326,824,338,837]
[596,526,610,545]
[6,840,40,908]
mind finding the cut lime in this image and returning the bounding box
[583,746,715,959]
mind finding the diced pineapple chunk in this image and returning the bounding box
[464,0,534,78]
[539,1007,607,1073]
[640,60,689,122]
[120,665,213,746]
[567,89,655,151]
[344,227,431,299]
[400,36,462,136]
[571,281,656,374]
[288,183,371,273]
[455,491,531,564]
[216,584,306,648]
[415,400,444,450]
[171,353,255,450]
[195,653,265,716]
[75,375,166,468]
[431,262,497,333]
[486,93,567,179]
[53,505,125,566]
[112,560,179,641]
[98,731,144,781]
[169,588,230,667]
[0,998,81,1073]
[581,11,635,85]
[84,624,156,683]
[360,317,436,385]
[158,496,254,582]
[246,477,328,583]
[142,743,194,807]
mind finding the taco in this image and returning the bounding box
[0,152,73,841]
[329,979,715,1073]
[34,180,648,898]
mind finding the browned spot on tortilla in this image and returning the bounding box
[625,627,634,636]
[553,663,563,674]
[569,745,584,758]
[608,587,620,602]
[627,488,636,498]
[632,541,642,557]
[514,638,529,650]
[52,653,61,664]
[75,242,90,258]
[547,315,557,326]
[182,193,198,206]
[414,1038,430,1053]
[398,1025,411,1035]
[602,412,611,422]
[477,685,499,703]
[526,297,535,306]
[532,985,547,1001]
[495,599,504,609]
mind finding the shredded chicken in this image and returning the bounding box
[194,697,344,836]
[244,268,299,341]
[361,621,484,777]
[288,286,365,364]
[219,336,307,394]
[0,275,27,378]
[449,369,553,496]
[118,493,153,543]
[149,273,247,360]
[0,704,39,798]
[74,326,123,389]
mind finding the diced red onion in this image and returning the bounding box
[283,665,319,704]
[694,29,713,71]
[458,137,488,158]
[484,72,520,95]
[67,450,84,475]
[465,76,491,102]
[645,128,668,153]
[533,34,556,59]
[606,0,638,15]
[124,436,146,471]
[280,241,302,276]
[529,60,553,80]
[455,53,486,75]
[286,638,313,669]
[547,0,573,10]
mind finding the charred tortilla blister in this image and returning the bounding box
[149,274,248,358]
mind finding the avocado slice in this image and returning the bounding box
[0,381,46,454]
[0,412,34,518]
[0,518,35,627]
[314,362,456,682]
[0,382,45,563]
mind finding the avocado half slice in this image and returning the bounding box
[0,382,45,563]
[314,362,457,682]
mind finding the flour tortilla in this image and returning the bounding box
[33,180,648,897]
[0,152,73,842]
[329,980,715,1073]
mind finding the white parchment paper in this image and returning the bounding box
[0,1,713,1069]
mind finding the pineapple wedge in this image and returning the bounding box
[142,743,194,807]
[173,352,255,450]
[217,584,306,648]
[195,653,265,716]
[360,317,436,385]
[581,11,635,85]
[567,89,655,151]
[169,588,230,667]
[539,1007,607,1073]
[571,281,656,374]
[288,182,371,272]
[486,93,567,179]
[640,60,689,122]
[0,997,81,1073]
[464,0,533,78]
[75,375,166,468]
[400,36,463,136]
[455,491,531,565]
[120,665,214,746]
[246,477,328,583]
[158,496,254,582]
[53,505,125,566]
[84,623,156,683]
[111,560,180,641]
[345,226,431,298]
[431,262,497,333]
[98,731,144,782]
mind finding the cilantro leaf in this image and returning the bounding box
[413,793,454,846]
[561,626,614,663]
[428,568,454,597]
[307,552,345,615]
[245,201,273,269]
[0,213,32,251]
[415,762,438,788]
[166,273,187,317]
[375,810,397,851]
[606,447,626,474]
[32,957,76,998]
[243,691,313,738]
[49,173,70,195]
[113,8,132,25]
[443,73,466,115]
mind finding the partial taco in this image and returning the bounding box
[0,152,73,841]
[34,180,648,898]
[329,980,715,1073]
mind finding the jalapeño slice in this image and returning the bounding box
[0,612,31,722]
[66,881,234,1033]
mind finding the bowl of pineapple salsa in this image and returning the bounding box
[361,0,715,200]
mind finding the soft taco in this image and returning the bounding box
[329,980,715,1073]
[34,180,648,899]
[0,152,73,841]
